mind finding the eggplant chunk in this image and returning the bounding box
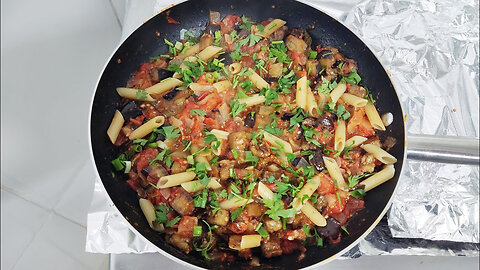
[169,187,194,216]
[120,101,142,120]
[312,148,325,171]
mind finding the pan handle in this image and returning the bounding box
[406,133,479,165]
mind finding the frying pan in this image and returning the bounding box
[89,0,479,268]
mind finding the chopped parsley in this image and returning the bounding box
[341,69,362,85]
[229,99,247,118]
[245,151,259,166]
[190,109,207,116]
[157,125,181,140]
[262,195,297,221]
[135,90,149,100]
[336,104,351,120]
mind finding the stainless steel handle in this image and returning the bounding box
[406,134,480,165]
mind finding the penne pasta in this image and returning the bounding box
[239,94,266,107]
[175,43,201,60]
[116,87,155,102]
[329,83,347,104]
[263,132,293,153]
[300,201,327,227]
[305,87,318,115]
[257,182,274,200]
[107,110,124,144]
[296,76,308,110]
[195,155,212,171]
[323,156,348,188]
[228,63,242,75]
[344,136,368,148]
[292,175,321,210]
[258,19,287,38]
[181,177,222,193]
[157,171,197,188]
[145,77,184,95]
[361,165,395,192]
[139,198,156,229]
[361,144,397,164]
[341,93,368,107]
[189,83,214,93]
[128,116,165,140]
[247,68,270,90]
[219,197,253,209]
[334,119,346,152]
[213,80,232,92]
[364,104,386,131]
[197,45,223,61]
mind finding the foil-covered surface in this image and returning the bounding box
[86,0,480,256]
[341,0,479,243]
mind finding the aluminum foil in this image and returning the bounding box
[341,0,479,243]
[86,0,480,256]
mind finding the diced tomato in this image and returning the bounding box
[317,173,336,195]
[147,189,168,205]
[144,108,160,119]
[199,93,222,111]
[220,14,242,34]
[330,197,365,225]
[126,179,141,191]
[228,220,248,234]
[204,117,221,129]
[177,216,198,237]
[130,115,145,127]
[135,148,159,174]
[171,156,188,166]
[131,62,153,89]
[280,239,301,254]
[290,50,307,66]
[224,119,240,132]
[264,182,277,192]
[324,191,349,215]
[296,70,307,77]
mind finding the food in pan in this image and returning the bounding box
[107,11,397,264]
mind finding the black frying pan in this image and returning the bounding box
[90,0,405,268]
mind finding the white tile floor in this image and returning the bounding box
[1,0,124,269]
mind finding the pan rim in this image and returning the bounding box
[88,0,408,268]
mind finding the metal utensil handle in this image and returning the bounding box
[406,134,480,165]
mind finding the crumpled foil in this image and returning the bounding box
[342,0,479,243]
[86,0,480,256]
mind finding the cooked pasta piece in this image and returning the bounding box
[181,178,222,193]
[305,87,318,115]
[213,80,232,92]
[128,116,165,140]
[329,83,347,104]
[107,110,124,144]
[258,19,287,38]
[257,182,274,200]
[195,155,212,171]
[139,198,156,228]
[219,197,253,209]
[197,45,223,61]
[334,119,346,152]
[157,171,197,188]
[189,83,214,93]
[344,135,368,148]
[341,93,368,107]
[116,87,155,101]
[145,78,184,95]
[263,132,293,153]
[175,43,201,60]
[323,157,347,188]
[228,63,242,75]
[239,94,266,107]
[292,175,321,210]
[296,76,308,110]
[361,144,397,164]
[247,68,270,90]
[301,201,327,227]
[361,165,395,192]
[364,104,386,131]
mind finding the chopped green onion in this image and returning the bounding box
[193,225,203,237]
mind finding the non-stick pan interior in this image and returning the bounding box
[90,0,405,268]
